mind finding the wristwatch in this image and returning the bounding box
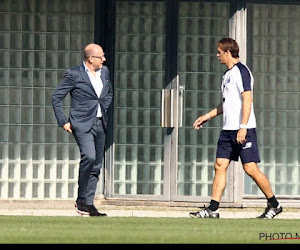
[240,124,247,129]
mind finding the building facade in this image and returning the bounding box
[0,0,299,207]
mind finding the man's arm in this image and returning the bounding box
[51,69,74,128]
[193,103,223,129]
[240,90,252,126]
[102,67,113,111]
[236,90,252,143]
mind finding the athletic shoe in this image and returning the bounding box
[87,205,107,217]
[189,207,220,218]
[75,199,89,215]
[257,202,283,219]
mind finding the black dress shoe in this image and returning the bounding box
[87,205,107,217]
[75,199,89,215]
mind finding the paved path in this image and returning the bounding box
[0,200,299,219]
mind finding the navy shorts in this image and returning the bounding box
[216,129,260,164]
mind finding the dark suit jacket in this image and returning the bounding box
[52,63,113,133]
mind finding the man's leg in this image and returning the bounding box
[73,131,96,201]
[74,120,107,217]
[72,130,96,215]
[84,119,107,217]
[243,162,282,218]
[243,162,274,199]
[211,158,231,203]
[86,119,106,206]
[189,158,230,218]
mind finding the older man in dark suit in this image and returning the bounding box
[52,44,113,216]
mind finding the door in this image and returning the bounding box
[106,0,233,203]
[171,1,233,202]
[108,0,167,200]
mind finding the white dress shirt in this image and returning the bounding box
[83,61,103,117]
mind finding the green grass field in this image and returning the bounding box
[0,215,300,244]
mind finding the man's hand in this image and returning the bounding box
[193,114,210,130]
[63,123,72,133]
[236,128,247,144]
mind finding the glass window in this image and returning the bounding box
[177,1,230,197]
[0,0,94,199]
[245,3,300,196]
[113,1,166,195]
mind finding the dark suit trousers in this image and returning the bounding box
[73,118,105,205]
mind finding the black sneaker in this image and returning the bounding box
[87,205,107,217]
[257,202,283,219]
[189,207,220,218]
[75,199,89,215]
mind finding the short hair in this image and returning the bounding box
[83,50,92,60]
[217,37,239,58]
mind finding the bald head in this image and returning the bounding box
[83,43,103,60]
[83,43,106,71]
